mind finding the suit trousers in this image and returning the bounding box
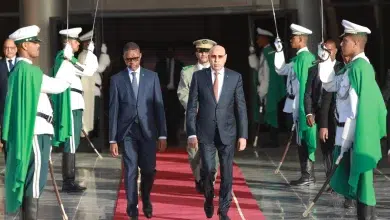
[199,128,234,215]
[120,122,156,217]
[318,126,335,178]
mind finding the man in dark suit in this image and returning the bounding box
[154,46,184,145]
[109,42,167,220]
[0,38,17,160]
[304,39,353,208]
[187,45,248,220]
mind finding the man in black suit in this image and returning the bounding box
[186,45,248,220]
[154,46,184,145]
[0,38,17,160]
[304,39,353,208]
[109,42,167,220]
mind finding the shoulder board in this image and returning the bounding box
[268,51,275,55]
[182,65,194,71]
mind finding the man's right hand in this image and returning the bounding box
[306,114,315,127]
[188,137,198,149]
[63,43,73,60]
[110,143,119,157]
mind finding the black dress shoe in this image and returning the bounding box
[204,200,214,218]
[344,198,354,209]
[143,202,153,218]
[62,181,87,192]
[289,176,315,186]
[130,216,138,220]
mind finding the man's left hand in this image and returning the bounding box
[158,139,167,152]
[306,114,315,127]
[237,138,246,151]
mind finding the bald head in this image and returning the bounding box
[209,45,227,71]
[3,38,17,59]
[324,39,338,61]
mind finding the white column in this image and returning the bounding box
[19,0,66,74]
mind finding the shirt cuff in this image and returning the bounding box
[306,114,313,117]
[188,135,197,139]
[158,136,167,139]
[109,141,117,144]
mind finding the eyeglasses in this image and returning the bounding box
[125,57,140,62]
[196,48,210,53]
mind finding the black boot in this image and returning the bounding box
[141,171,156,219]
[357,201,376,220]
[290,145,315,186]
[21,197,38,220]
[62,152,87,192]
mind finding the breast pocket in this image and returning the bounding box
[338,76,350,98]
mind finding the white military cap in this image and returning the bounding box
[193,39,217,49]
[290,23,312,35]
[59,27,82,39]
[79,30,93,42]
[340,20,371,37]
[9,25,42,45]
[256,27,274,37]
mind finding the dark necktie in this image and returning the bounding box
[131,72,138,100]
[8,59,14,72]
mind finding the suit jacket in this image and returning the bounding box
[154,57,184,89]
[0,59,12,126]
[304,61,344,128]
[186,68,248,145]
[109,67,167,143]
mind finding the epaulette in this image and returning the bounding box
[182,65,194,71]
[268,51,276,55]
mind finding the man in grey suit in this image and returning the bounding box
[109,42,167,220]
[186,45,248,220]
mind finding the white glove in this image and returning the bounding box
[340,139,352,155]
[88,41,95,52]
[101,43,107,53]
[249,46,256,54]
[63,43,73,60]
[317,43,330,61]
[274,38,283,52]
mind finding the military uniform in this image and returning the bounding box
[248,28,286,147]
[319,20,387,219]
[51,27,99,192]
[177,39,219,193]
[3,25,74,218]
[274,24,317,186]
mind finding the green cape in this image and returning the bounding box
[2,60,43,213]
[292,50,317,161]
[51,50,76,146]
[263,46,286,128]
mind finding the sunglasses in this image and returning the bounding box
[196,48,210,53]
[125,57,140,62]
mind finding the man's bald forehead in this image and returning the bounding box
[210,45,226,55]
[325,39,337,48]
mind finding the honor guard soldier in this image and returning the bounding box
[3,25,75,219]
[319,20,387,219]
[51,27,99,192]
[248,28,286,147]
[274,24,317,186]
[177,39,219,193]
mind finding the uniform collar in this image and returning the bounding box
[297,47,309,55]
[351,52,370,63]
[196,62,210,70]
[16,57,32,64]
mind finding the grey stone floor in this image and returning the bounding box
[0,133,389,219]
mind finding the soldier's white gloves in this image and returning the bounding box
[101,43,108,53]
[274,37,283,52]
[63,43,73,60]
[88,41,95,52]
[249,46,256,54]
[339,139,352,158]
[318,43,330,62]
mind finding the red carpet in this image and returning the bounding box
[113,148,265,220]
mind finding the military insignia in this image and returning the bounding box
[202,40,208,44]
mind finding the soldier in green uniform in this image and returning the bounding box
[319,20,387,219]
[3,25,75,219]
[274,24,317,186]
[248,27,286,147]
[51,27,98,192]
[177,39,219,193]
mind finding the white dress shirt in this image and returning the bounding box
[6,56,16,72]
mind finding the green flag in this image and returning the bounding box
[293,50,317,161]
[51,50,76,147]
[2,60,43,213]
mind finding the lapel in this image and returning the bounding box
[137,68,146,102]
[121,69,136,100]
[219,69,230,104]
[205,68,216,103]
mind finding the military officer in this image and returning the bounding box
[319,20,386,219]
[177,39,219,193]
[274,24,317,186]
[51,27,99,193]
[248,27,286,147]
[3,25,75,218]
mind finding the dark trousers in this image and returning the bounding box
[319,126,335,178]
[120,122,156,217]
[199,128,234,215]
